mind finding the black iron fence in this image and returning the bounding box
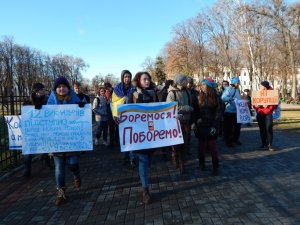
[0,88,29,174]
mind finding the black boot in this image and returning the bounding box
[212,160,219,176]
[199,157,206,171]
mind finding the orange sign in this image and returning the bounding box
[252,90,279,105]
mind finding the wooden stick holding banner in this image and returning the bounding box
[117,102,184,152]
[21,104,93,154]
[235,100,252,124]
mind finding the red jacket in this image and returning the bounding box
[253,87,278,116]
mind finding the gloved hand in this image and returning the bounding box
[78,101,85,108]
[191,123,197,131]
[35,104,42,110]
[210,127,216,136]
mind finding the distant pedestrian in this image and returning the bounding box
[253,81,278,151]
[128,71,157,204]
[47,76,84,206]
[221,77,242,147]
[93,87,108,146]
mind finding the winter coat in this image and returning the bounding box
[92,96,108,122]
[166,86,193,122]
[194,91,222,139]
[221,86,241,113]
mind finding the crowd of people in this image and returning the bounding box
[23,70,278,206]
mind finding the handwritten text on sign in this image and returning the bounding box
[235,100,252,124]
[21,104,93,154]
[4,115,22,150]
[252,90,279,105]
[117,102,184,152]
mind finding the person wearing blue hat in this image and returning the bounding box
[221,76,242,147]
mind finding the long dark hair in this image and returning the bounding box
[133,72,155,89]
[198,86,218,108]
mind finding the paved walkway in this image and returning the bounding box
[1,126,300,225]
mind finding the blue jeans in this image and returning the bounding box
[138,153,152,188]
[96,121,108,141]
[53,155,80,188]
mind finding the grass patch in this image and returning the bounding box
[274,110,300,133]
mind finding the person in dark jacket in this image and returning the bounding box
[128,71,157,204]
[73,82,90,103]
[192,78,222,176]
[158,80,174,102]
[22,83,53,178]
[253,81,278,151]
[47,76,84,206]
[104,82,115,149]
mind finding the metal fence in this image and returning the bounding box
[0,88,28,174]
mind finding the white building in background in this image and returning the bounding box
[192,67,300,94]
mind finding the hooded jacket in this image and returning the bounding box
[111,70,133,117]
[166,86,193,121]
[221,86,241,113]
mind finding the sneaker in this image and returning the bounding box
[55,188,66,206]
[268,145,274,152]
[103,141,109,146]
[94,139,99,146]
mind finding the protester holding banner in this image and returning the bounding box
[253,81,278,151]
[47,76,83,206]
[112,70,136,167]
[167,74,193,174]
[127,71,157,204]
[192,78,222,176]
[22,82,53,178]
[221,77,242,147]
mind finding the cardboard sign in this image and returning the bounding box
[252,90,279,105]
[117,102,184,152]
[21,104,93,154]
[4,115,22,150]
[235,100,252,124]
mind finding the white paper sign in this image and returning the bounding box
[117,102,184,152]
[21,104,93,154]
[4,115,22,150]
[235,100,252,124]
